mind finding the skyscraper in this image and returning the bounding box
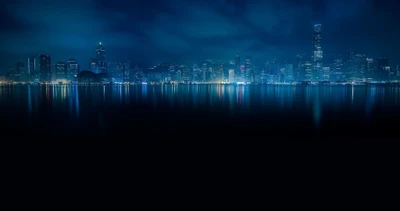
[96,42,107,74]
[245,56,252,82]
[344,49,356,81]
[366,58,375,80]
[28,56,36,81]
[332,58,344,82]
[304,61,313,81]
[355,54,367,81]
[182,66,192,83]
[235,55,240,75]
[312,24,323,81]
[229,69,235,83]
[40,54,51,82]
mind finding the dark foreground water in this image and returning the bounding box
[1,84,400,138]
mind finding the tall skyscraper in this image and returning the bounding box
[235,55,240,75]
[28,56,36,81]
[96,42,107,74]
[66,58,79,80]
[40,54,51,82]
[312,24,323,81]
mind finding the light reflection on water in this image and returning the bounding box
[1,84,400,132]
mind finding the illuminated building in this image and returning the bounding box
[176,70,182,83]
[192,64,201,82]
[55,62,68,80]
[321,66,330,81]
[284,64,294,81]
[228,69,235,83]
[366,58,375,80]
[66,58,79,80]
[312,24,323,81]
[344,49,355,81]
[123,61,130,82]
[89,58,98,73]
[214,62,224,82]
[245,56,252,82]
[39,54,51,82]
[303,61,312,81]
[332,59,345,82]
[355,54,367,81]
[96,42,107,74]
[235,55,240,76]
[182,67,192,83]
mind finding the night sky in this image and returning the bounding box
[1,0,399,70]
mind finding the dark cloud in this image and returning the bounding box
[0,0,399,70]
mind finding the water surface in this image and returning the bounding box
[1,84,399,138]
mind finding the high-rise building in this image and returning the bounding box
[312,24,323,81]
[96,42,107,74]
[304,61,313,81]
[192,64,202,82]
[332,59,345,82]
[229,69,235,83]
[39,54,51,82]
[240,64,245,82]
[344,49,356,81]
[66,58,79,80]
[355,54,367,81]
[366,58,375,80]
[235,55,240,75]
[294,55,303,81]
[28,56,36,81]
[176,70,182,83]
[321,66,330,81]
[89,58,98,73]
[245,56,252,82]
[212,63,222,82]
[121,61,130,82]
[55,62,68,80]
[182,67,192,83]
[284,64,294,82]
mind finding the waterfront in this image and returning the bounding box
[1,84,400,138]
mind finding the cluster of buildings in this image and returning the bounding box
[2,24,400,84]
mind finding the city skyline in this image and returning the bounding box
[1,0,400,69]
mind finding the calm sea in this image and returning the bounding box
[1,84,399,138]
